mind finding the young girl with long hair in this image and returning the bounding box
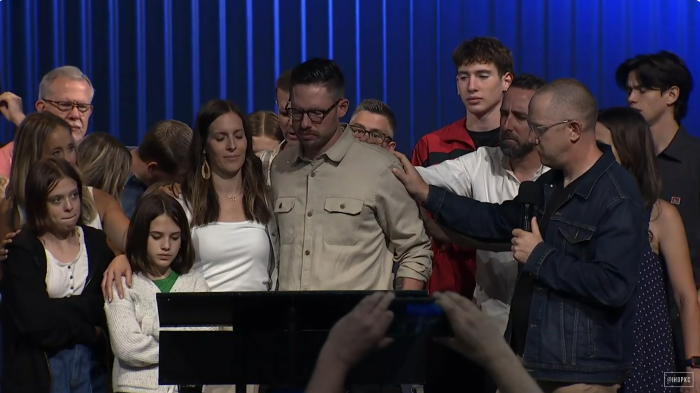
[105,192,209,393]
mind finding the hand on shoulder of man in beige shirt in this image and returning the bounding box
[270,128,432,291]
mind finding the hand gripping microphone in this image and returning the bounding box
[518,181,543,232]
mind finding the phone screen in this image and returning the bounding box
[386,298,453,337]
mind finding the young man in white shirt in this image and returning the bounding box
[415,74,547,334]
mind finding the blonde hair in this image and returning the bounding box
[249,111,283,142]
[78,132,132,200]
[7,113,97,230]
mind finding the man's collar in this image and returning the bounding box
[659,125,691,162]
[498,149,547,181]
[565,143,616,199]
[288,124,354,164]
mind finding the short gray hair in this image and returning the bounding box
[38,66,95,102]
[350,99,397,134]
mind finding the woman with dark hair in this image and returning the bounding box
[179,99,279,292]
[105,192,208,393]
[1,157,114,393]
[104,100,279,296]
[102,100,278,393]
[596,107,700,393]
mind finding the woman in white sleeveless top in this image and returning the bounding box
[177,100,279,293]
[103,100,280,293]
[0,113,130,257]
[103,100,279,393]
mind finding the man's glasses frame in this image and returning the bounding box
[527,119,574,137]
[288,100,341,124]
[349,124,393,145]
[42,99,93,114]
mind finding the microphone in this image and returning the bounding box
[518,181,543,232]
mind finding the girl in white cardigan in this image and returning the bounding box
[105,192,210,393]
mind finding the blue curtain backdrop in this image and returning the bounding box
[0,0,698,153]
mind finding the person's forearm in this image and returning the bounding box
[482,343,543,393]
[422,214,454,244]
[394,277,424,290]
[679,294,700,360]
[422,185,518,242]
[305,350,349,393]
[442,226,512,252]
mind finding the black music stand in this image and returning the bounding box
[157,290,431,392]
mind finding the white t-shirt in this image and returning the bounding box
[178,198,271,292]
[45,227,89,298]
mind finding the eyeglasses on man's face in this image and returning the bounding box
[288,100,340,124]
[527,119,573,138]
[42,99,93,114]
[349,124,393,145]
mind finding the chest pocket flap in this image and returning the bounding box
[324,197,364,245]
[324,197,363,215]
[559,225,594,244]
[274,197,295,213]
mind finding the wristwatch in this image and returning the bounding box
[685,357,700,368]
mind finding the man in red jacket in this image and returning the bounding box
[411,37,513,298]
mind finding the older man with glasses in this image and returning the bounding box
[0,65,95,178]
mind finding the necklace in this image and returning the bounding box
[226,192,242,202]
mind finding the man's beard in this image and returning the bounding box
[500,138,536,160]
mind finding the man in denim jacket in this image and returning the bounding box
[393,79,646,392]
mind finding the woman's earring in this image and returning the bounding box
[201,155,211,180]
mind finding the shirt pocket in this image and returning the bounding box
[558,222,595,261]
[274,197,296,244]
[323,197,364,246]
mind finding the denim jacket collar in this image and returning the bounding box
[546,143,617,201]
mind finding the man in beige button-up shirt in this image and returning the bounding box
[270,58,432,291]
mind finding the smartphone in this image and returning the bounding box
[386,297,453,337]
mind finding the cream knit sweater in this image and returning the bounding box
[105,271,210,393]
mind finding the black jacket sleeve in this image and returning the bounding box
[3,245,97,350]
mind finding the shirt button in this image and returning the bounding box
[278,203,282,209]
[340,204,345,209]
[310,172,316,177]
[307,211,313,217]
[70,276,73,279]
[305,250,310,256]
[70,287,74,290]
[67,266,71,269]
